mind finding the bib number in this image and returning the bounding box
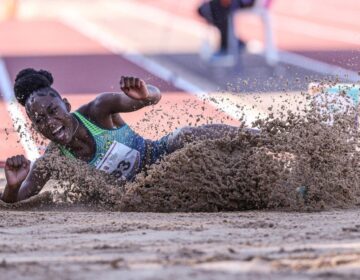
[96,141,140,180]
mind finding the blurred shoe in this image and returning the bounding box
[238,40,246,51]
[208,50,236,66]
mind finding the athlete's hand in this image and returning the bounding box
[5,155,30,189]
[120,76,149,101]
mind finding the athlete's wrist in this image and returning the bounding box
[1,185,20,203]
[145,85,161,105]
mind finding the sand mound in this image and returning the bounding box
[120,108,360,212]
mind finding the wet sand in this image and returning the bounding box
[1,208,360,280]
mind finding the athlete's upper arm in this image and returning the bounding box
[90,92,147,115]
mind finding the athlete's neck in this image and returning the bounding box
[64,116,95,157]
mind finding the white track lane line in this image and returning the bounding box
[279,51,360,82]
[61,13,258,125]
[0,58,40,161]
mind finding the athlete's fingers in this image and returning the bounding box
[120,76,125,89]
[139,79,146,88]
[13,156,19,167]
[5,157,12,168]
[10,156,16,167]
[124,77,131,88]
[130,77,136,88]
[120,76,128,90]
[20,155,28,167]
[15,155,22,167]
[135,78,141,88]
[8,156,17,168]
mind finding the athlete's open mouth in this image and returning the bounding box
[52,125,65,139]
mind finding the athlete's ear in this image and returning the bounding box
[63,98,71,112]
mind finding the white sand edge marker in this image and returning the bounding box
[0,58,40,161]
[60,13,257,125]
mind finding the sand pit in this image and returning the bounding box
[1,88,360,278]
[1,209,360,279]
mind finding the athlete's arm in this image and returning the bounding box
[1,155,49,203]
[91,76,161,116]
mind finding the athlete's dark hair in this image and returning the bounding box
[14,68,57,106]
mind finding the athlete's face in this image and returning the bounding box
[25,89,75,145]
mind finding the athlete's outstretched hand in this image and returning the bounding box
[5,155,30,189]
[120,76,149,101]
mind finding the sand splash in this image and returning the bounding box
[120,100,360,212]
[1,88,360,212]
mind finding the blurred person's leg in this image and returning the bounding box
[210,0,231,53]
[198,0,231,54]
[198,0,255,55]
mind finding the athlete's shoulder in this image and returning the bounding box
[77,94,113,119]
[76,102,92,116]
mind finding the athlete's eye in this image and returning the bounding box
[34,115,44,124]
[49,107,57,114]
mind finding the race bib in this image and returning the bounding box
[96,141,140,180]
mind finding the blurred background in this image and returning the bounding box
[0,0,359,163]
